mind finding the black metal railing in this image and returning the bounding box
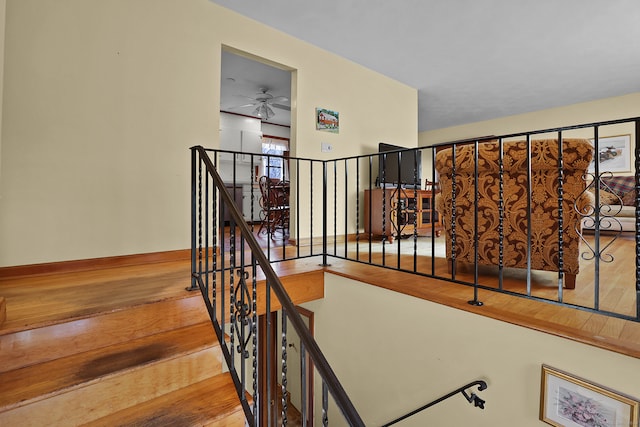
[319,117,640,323]
[192,116,639,424]
[381,380,488,427]
[205,117,640,323]
[191,146,365,426]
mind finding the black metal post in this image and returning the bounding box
[188,147,199,291]
[557,131,565,301]
[498,138,504,290]
[636,119,640,319]
[469,140,483,306]
[526,134,533,295]
[322,161,330,266]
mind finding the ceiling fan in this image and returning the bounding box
[231,88,290,120]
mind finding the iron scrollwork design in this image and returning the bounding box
[389,187,416,238]
[576,172,622,263]
[233,269,254,359]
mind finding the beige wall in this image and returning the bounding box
[0,0,416,267]
[418,93,640,181]
[420,92,640,145]
[0,0,5,183]
[303,274,640,426]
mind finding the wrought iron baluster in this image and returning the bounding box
[300,342,308,427]
[413,151,419,273]
[266,155,272,261]
[229,217,236,371]
[196,155,203,290]
[296,158,301,259]
[322,381,329,427]
[344,159,349,258]
[451,144,457,279]
[333,161,337,255]
[355,159,360,259]
[395,152,402,269]
[431,148,437,275]
[310,162,314,257]
[322,161,329,266]
[498,138,504,290]
[266,280,273,426]
[526,135,533,296]
[593,127,601,310]
[469,140,482,306]
[575,129,626,304]
[234,266,252,399]
[281,310,288,426]
[212,171,218,318]
[557,131,565,302]
[368,156,373,263]
[205,170,211,298]
[252,257,258,426]
[382,153,387,264]
[636,119,640,320]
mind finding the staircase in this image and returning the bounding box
[0,277,246,426]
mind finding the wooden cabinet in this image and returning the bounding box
[364,188,442,242]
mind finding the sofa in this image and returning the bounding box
[435,138,593,289]
[582,175,636,232]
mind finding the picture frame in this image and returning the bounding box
[588,134,632,174]
[316,108,339,133]
[540,365,639,427]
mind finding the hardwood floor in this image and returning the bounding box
[338,232,638,317]
[1,229,638,360]
[0,259,194,333]
[0,228,638,425]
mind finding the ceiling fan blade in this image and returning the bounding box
[235,94,258,100]
[229,103,256,109]
[271,96,288,102]
[272,103,291,111]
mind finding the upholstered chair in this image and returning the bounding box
[435,138,593,289]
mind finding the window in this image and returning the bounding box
[262,137,289,181]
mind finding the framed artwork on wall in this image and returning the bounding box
[540,365,639,427]
[588,134,632,174]
[316,108,339,133]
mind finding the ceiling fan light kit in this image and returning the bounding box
[253,103,275,120]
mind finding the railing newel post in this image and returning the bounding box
[321,160,330,266]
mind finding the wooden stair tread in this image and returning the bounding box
[0,260,194,332]
[0,294,209,373]
[82,374,246,427]
[0,321,218,410]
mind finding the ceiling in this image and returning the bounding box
[220,50,292,127]
[213,0,640,132]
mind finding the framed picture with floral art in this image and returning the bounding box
[540,365,639,427]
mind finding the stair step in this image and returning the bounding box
[0,294,209,373]
[0,322,224,426]
[82,374,246,427]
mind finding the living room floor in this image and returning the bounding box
[336,231,637,319]
[219,225,637,320]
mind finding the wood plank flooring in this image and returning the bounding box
[1,230,638,361]
[82,374,246,427]
[0,322,220,410]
